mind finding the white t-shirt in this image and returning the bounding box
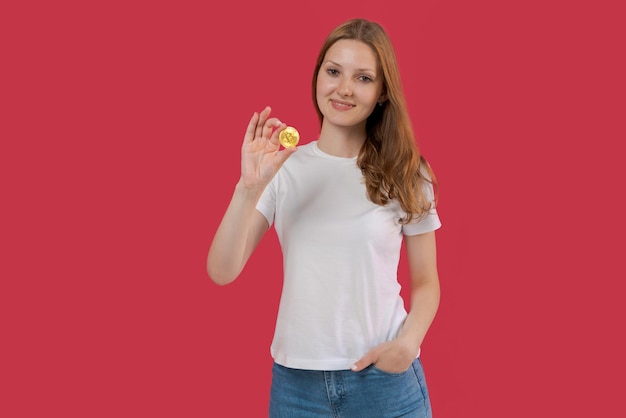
[256,141,441,370]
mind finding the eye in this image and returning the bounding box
[327,68,339,76]
[358,75,373,83]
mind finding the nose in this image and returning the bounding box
[337,77,353,97]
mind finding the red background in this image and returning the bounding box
[2,0,625,417]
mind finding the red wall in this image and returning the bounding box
[2,0,624,416]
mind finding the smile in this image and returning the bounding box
[331,100,355,110]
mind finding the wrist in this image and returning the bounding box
[235,178,266,196]
[395,332,422,357]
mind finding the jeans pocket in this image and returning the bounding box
[370,363,410,377]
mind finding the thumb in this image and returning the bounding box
[350,350,377,372]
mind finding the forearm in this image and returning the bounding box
[397,277,440,353]
[207,180,267,285]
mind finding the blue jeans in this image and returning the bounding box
[269,358,432,418]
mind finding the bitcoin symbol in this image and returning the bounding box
[279,126,300,148]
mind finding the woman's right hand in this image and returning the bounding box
[239,106,297,190]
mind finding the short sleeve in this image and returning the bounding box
[402,179,442,236]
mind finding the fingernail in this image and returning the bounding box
[350,364,357,371]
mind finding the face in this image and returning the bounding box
[316,39,384,131]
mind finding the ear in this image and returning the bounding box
[377,93,388,105]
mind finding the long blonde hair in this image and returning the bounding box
[312,18,438,223]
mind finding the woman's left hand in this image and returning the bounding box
[350,338,419,373]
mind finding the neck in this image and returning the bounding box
[317,124,366,158]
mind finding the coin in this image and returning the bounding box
[279,126,300,148]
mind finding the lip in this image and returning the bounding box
[330,99,355,110]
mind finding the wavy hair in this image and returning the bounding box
[312,18,438,223]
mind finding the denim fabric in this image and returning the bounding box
[269,358,432,418]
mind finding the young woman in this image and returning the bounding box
[208,18,441,418]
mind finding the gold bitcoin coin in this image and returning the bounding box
[279,126,300,148]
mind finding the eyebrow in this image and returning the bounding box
[324,60,376,74]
